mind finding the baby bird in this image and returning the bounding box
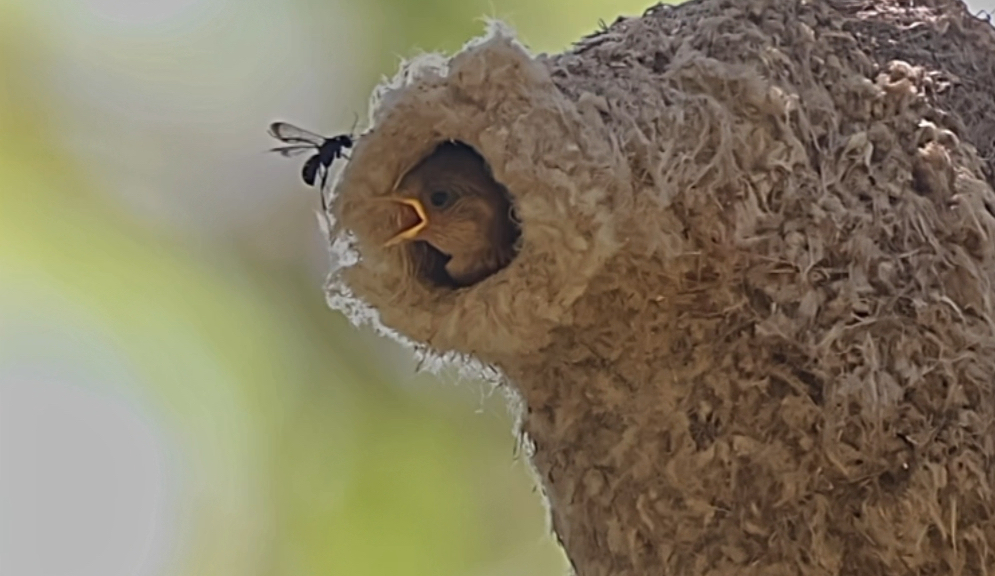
[383,142,519,287]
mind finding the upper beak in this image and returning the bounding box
[383,197,428,247]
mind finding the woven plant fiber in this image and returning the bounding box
[326,0,995,573]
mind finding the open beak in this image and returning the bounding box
[383,197,428,247]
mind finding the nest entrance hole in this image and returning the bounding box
[403,140,521,289]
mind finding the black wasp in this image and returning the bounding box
[268,121,354,210]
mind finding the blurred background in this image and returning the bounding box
[0,0,656,575]
[1,0,993,575]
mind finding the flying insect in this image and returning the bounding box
[268,121,354,210]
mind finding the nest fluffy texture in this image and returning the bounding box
[326,0,995,574]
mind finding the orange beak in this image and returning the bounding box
[383,197,428,247]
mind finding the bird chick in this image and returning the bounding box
[383,142,519,287]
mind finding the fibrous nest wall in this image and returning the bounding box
[326,0,995,574]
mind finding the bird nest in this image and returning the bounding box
[324,0,995,573]
[328,27,630,361]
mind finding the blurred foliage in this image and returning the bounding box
[304,0,654,126]
[0,0,646,575]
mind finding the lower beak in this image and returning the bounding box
[383,197,428,247]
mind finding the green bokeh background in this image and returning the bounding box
[0,0,648,575]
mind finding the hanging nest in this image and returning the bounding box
[324,0,995,574]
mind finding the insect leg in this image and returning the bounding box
[319,167,330,212]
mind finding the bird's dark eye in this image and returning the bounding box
[429,190,453,209]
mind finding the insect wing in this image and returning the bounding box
[268,122,326,146]
[270,143,317,158]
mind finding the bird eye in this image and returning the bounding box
[429,190,453,209]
